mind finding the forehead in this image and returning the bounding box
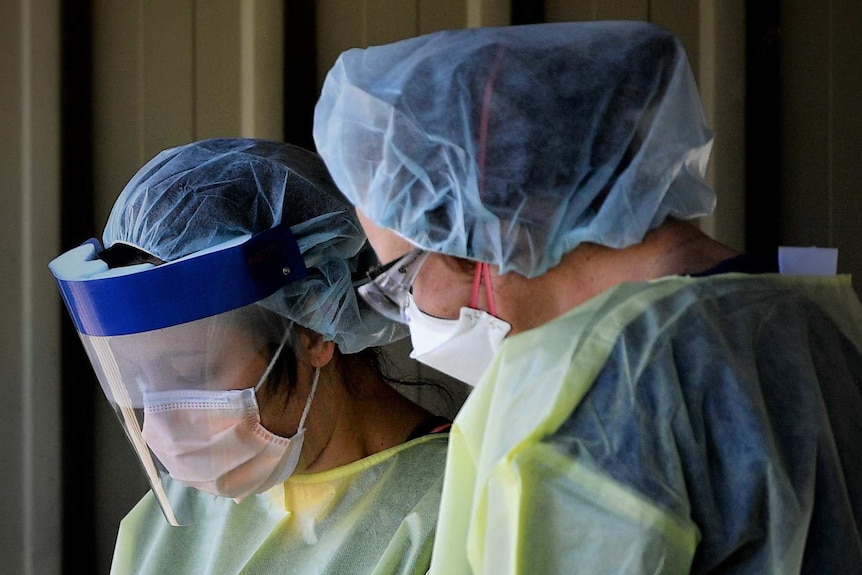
[355,208,416,264]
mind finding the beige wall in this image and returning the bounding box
[0,0,62,573]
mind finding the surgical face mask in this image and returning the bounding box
[406,262,511,386]
[141,335,320,501]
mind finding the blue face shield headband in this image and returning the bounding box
[50,223,308,337]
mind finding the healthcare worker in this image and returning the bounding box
[313,21,862,574]
[49,138,452,574]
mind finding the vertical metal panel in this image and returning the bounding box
[0,0,62,573]
[780,1,832,246]
[650,0,699,77]
[545,0,596,21]
[782,0,862,288]
[831,0,862,285]
[316,0,474,88]
[367,0,419,44]
[92,0,147,224]
[196,0,243,137]
[316,0,367,84]
[94,0,285,219]
[316,0,470,86]
[467,0,511,27]
[420,0,467,33]
[546,0,648,22]
[698,0,746,250]
[595,0,647,20]
[91,0,196,219]
[195,0,286,140]
[141,0,196,154]
[0,3,26,571]
[240,0,285,140]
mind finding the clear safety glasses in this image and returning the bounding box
[358,248,430,323]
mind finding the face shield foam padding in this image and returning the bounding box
[314,21,716,277]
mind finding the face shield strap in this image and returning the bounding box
[49,223,309,337]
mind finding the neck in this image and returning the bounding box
[302,356,432,473]
[494,219,739,334]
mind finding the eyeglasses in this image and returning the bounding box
[358,248,430,323]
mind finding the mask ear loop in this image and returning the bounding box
[296,367,321,434]
[252,329,319,433]
[254,329,291,393]
[470,262,499,317]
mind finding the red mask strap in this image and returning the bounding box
[470,263,482,308]
[471,48,505,318]
[470,262,498,317]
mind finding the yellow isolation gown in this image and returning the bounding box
[429,274,862,574]
[112,433,448,575]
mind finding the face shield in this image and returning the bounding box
[49,223,308,526]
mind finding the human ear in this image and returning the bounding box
[297,328,336,368]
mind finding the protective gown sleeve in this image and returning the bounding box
[429,274,862,574]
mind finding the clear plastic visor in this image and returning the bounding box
[80,301,293,525]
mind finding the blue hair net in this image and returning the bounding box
[314,21,716,277]
[103,138,406,353]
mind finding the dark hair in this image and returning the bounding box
[98,242,166,268]
[260,322,455,416]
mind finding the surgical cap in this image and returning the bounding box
[103,137,406,353]
[314,21,716,277]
